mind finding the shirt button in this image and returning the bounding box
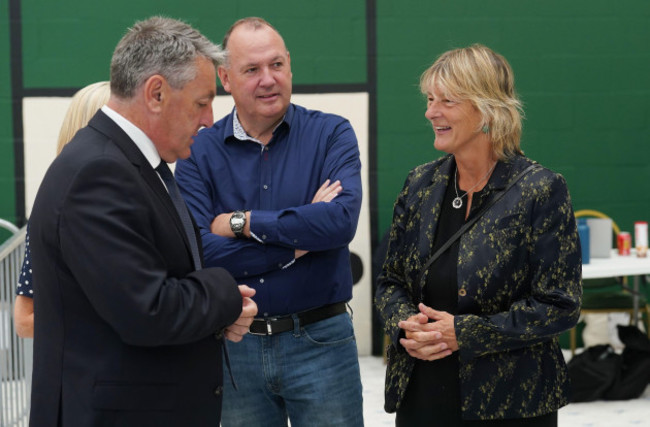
[214,330,223,340]
[293,239,298,244]
[458,289,467,297]
[214,386,223,396]
[263,184,268,190]
[243,271,248,276]
[260,278,265,284]
[264,146,269,151]
[262,235,267,240]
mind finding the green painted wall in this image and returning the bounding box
[373,2,650,341]
[19,1,366,88]
[1,0,366,234]
[376,1,650,237]
[1,0,15,242]
[3,0,650,258]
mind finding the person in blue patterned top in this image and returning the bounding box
[13,81,111,338]
[375,44,582,426]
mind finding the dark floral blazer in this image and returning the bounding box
[375,154,582,420]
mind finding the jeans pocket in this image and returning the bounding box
[301,313,355,346]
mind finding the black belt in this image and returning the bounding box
[249,302,347,336]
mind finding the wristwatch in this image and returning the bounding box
[230,210,247,238]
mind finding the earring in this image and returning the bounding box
[481,125,489,134]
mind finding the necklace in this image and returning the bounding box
[452,162,497,209]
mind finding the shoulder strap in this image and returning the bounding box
[416,164,539,287]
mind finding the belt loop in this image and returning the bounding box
[292,313,301,337]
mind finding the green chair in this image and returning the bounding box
[570,277,650,355]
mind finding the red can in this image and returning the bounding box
[618,231,631,256]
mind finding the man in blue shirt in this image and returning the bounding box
[175,17,364,427]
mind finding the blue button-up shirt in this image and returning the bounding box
[175,104,362,316]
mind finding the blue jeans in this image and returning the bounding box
[221,312,364,427]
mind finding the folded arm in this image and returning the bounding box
[177,121,361,275]
[248,127,362,251]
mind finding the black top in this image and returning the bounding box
[397,163,483,422]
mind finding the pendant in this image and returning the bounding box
[452,197,463,209]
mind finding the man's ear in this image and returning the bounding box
[144,75,165,112]
[287,51,292,79]
[217,66,231,93]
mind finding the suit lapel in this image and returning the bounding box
[87,111,194,256]
[422,155,453,250]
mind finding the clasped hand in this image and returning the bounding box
[225,285,258,342]
[398,303,458,361]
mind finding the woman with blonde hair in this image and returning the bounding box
[375,45,581,426]
[14,81,110,338]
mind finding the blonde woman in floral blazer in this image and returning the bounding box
[375,45,582,426]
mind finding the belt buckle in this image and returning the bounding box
[249,318,278,336]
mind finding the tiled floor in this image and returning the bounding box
[359,354,650,427]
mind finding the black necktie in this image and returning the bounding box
[155,162,202,271]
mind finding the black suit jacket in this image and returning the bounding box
[29,110,242,426]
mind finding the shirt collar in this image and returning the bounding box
[230,104,293,144]
[101,105,161,169]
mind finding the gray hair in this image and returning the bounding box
[110,16,225,98]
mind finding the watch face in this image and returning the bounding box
[231,217,244,230]
[230,211,246,234]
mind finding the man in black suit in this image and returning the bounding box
[28,16,257,426]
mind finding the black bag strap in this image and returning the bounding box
[416,164,539,288]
